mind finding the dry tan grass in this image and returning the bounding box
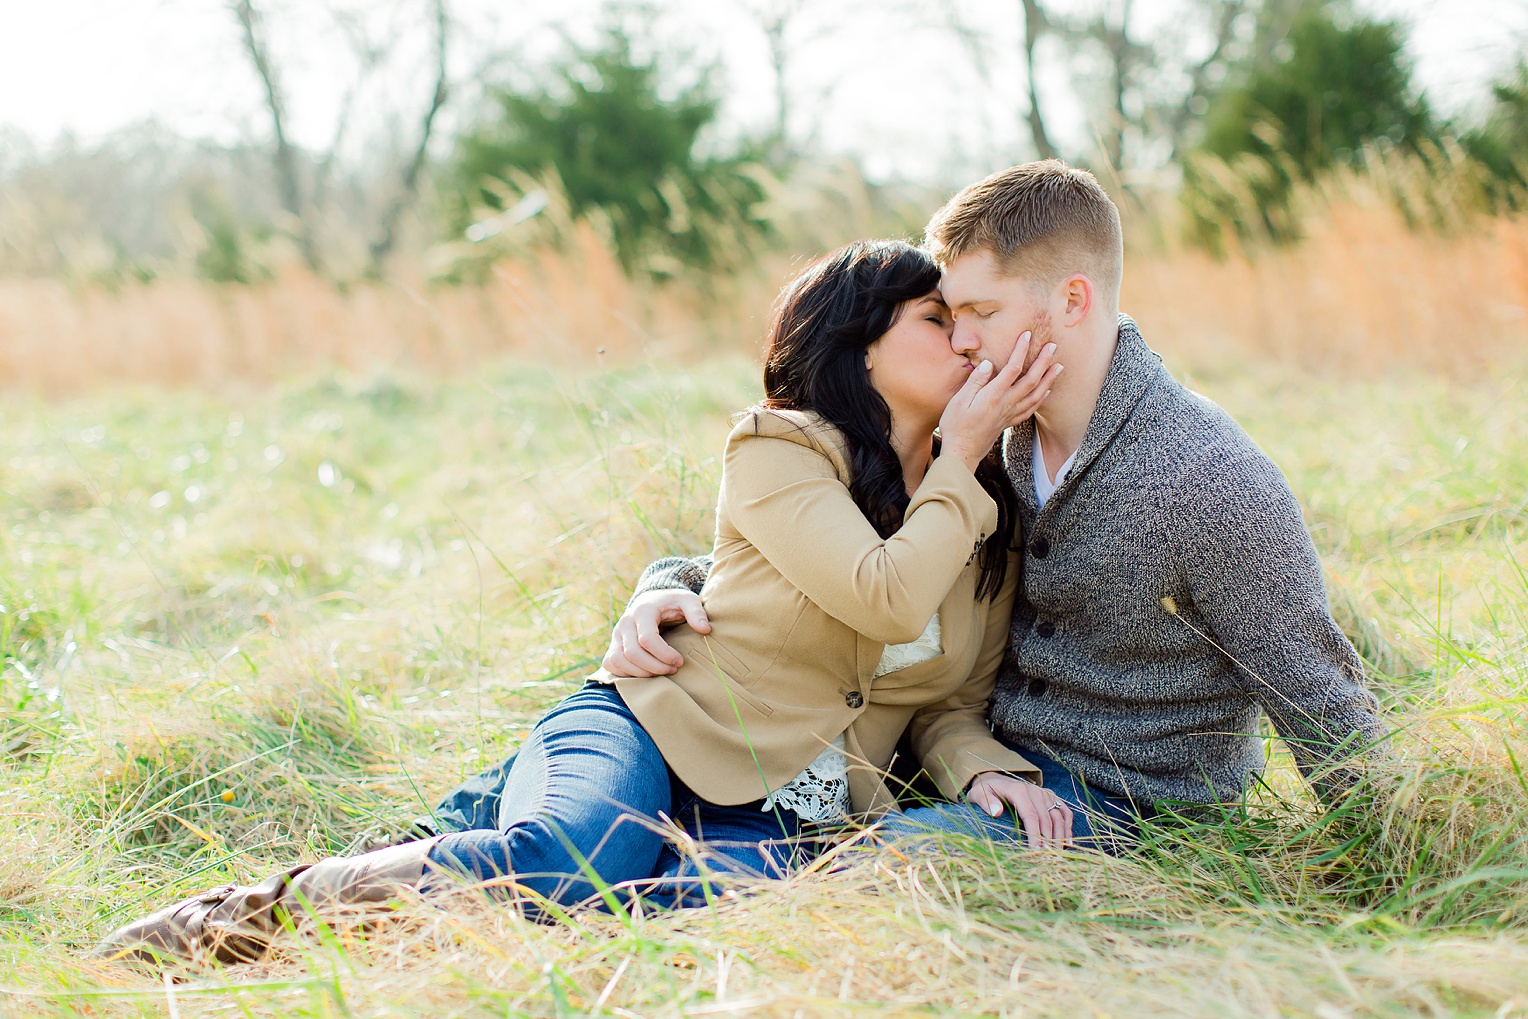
[4,199,1525,397]
[43,837,1528,1018]
[0,223,789,395]
[1125,202,1528,376]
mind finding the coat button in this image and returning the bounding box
[1035,620,1056,638]
[1026,678,1048,697]
[1030,536,1050,559]
[844,690,864,708]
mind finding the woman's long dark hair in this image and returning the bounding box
[760,239,1018,601]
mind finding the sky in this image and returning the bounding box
[1,0,1524,184]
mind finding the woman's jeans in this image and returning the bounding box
[423,683,802,915]
[881,749,1152,854]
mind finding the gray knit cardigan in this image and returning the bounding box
[631,316,1385,807]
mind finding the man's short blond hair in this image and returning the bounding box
[925,160,1123,305]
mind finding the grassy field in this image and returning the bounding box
[1,219,1527,1015]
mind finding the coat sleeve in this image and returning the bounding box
[906,552,1040,799]
[722,425,999,645]
[1178,449,1387,800]
[629,554,714,601]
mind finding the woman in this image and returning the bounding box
[93,240,1068,966]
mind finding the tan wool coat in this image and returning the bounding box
[608,407,1039,817]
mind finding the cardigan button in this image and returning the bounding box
[1030,536,1050,559]
[1035,620,1056,638]
[1026,678,1048,697]
[844,690,864,709]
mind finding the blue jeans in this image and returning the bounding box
[881,750,1151,854]
[423,683,803,915]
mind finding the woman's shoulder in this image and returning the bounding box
[725,406,851,476]
[727,406,844,447]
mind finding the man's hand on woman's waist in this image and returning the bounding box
[602,589,710,677]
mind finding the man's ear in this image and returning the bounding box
[1058,274,1093,326]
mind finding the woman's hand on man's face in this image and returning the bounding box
[601,590,711,677]
[966,771,1074,849]
[938,331,1062,474]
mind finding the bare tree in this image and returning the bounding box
[368,0,451,273]
[228,0,456,278]
[230,0,319,270]
[313,9,390,213]
[932,0,1058,161]
[1052,0,1153,174]
[1019,0,1061,159]
[737,0,810,167]
[1162,0,1249,160]
[1036,0,1279,173]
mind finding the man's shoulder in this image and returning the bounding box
[1136,374,1279,483]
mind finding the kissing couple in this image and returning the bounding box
[95,160,1384,966]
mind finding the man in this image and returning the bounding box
[604,160,1385,848]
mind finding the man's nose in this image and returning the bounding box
[950,320,979,356]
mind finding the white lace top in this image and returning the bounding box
[762,613,943,822]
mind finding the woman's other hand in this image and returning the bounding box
[601,590,711,677]
[939,331,1061,473]
[966,770,1073,849]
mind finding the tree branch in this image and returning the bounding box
[368,0,450,273]
[1166,1,1247,159]
[230,0,319,271]
[1020,0,1060,160]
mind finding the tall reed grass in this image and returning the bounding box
[1136,157,1528,375]
[0,222,788,395]
[3,191,1524,396]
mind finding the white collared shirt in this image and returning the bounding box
[1033,432,1076,510]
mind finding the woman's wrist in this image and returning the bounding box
[938,436,987,475]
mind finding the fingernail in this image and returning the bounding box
[1054,365,1064,374]
[988,804,1002,817]
[978,360,992,373]
[1045,343,1057,355]
[1021,331,1032,341]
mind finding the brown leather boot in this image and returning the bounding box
[91,835,445,966]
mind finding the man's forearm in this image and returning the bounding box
[1257,655,1387,800]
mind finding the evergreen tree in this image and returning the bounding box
[1185,9,1435,246]
[1200,10,1433,173]
[452,29,767,272]
[1462,63,1528,198]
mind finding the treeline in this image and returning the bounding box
[2,0,1525,284]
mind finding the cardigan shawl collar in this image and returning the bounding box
[1006,314,1164,521]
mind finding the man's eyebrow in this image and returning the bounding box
[947,296,999,311]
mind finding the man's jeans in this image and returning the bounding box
[423,683,803,915]
[882,749,1151,853]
